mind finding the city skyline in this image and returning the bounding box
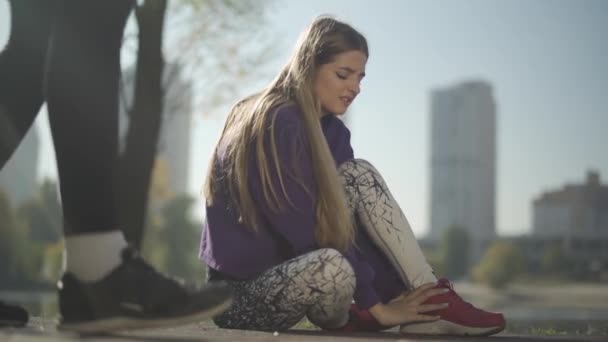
[1,0,606,236]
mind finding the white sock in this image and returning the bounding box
[64,230,128,282]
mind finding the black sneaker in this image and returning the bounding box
[57,247,232,333]
[0,300,28,328]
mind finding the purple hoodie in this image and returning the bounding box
[200,105,402,309]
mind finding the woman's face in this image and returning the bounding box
[313,50,367,116]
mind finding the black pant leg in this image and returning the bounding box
[45,0,134,234]
[0,0,54,168]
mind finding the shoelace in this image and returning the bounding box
[437,279,475,310]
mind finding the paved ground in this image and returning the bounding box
[0,318,604,342]
[3,282,608,341]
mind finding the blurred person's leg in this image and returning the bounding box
[45,0,129,282]
[0,0,54,169]
[0,0,122,282]
[47,1,232,332]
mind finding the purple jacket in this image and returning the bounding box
[200,105,384,309]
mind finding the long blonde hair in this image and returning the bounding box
[204,16,368,252]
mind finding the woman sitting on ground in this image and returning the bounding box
[200,15,505,336]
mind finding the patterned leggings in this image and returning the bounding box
[212,159,434,331]
[212,248,355,331]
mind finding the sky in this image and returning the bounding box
[1,0,607,237]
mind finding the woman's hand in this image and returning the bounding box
[368,283,449,327]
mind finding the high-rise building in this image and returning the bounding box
[119,62,193,196]
[0,124,41,207]
[429,80,497,248]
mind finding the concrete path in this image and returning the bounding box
[0,318,604,342]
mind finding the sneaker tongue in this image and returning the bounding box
[436,280,476,310]
[436,278,464,301]
[436,278,452,289]
[114,248,190,311]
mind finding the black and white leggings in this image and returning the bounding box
[212,159,435,331]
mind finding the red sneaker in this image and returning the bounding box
[400,278,505,336]
[326,304,393,332]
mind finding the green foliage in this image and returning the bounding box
[0,182,64,289]
[293,317,318,330]
[142,194,206,285]
[17,180,64,285]
[472,241,525,289]
[0,188,25,279]
[529,327,568,336]
[506,319,608,336]
[541,242,571,275]
[160,195,206,281]
[163,0,276,112]
[0,187,45,288]
[421,247,445,277]
[17,179,62,244]
[441,225,470,279]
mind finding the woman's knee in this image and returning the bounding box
[338,158,380,175]
[307,248,356,293]
[317,248,355,274]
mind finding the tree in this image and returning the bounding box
[541,242,571,275]
[0,187,30,288]
[472,241,525,289]
[16,180,64,284]
[140,156,175,269]
[119,0,275,249]
[1,188,18,279]
[118,0,167,248]
[141,194,206,284]
[141,158,204,283]
[17,179,62,244]
[441,225,470,280]
[160,195,204,281]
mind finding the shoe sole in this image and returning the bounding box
[400,319,505,336]
[57,297,232,334]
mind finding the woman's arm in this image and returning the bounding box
[368,283,449,326]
